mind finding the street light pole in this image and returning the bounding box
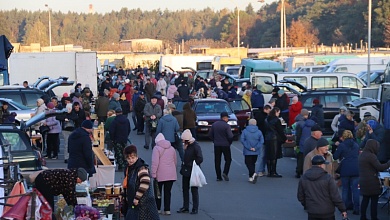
[45,4,52,52]
[237,7,240,58]
[367,0,372,87]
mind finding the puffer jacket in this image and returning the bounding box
[298,166,346,218]
[68,127,96,176]
[109,114,130,144]
[166,85,177,100]
[311,104,324,128]
[359,139,390,196]
[151,139,177,182]
[156,114,179,143]
[333,138,359,177]
[45,110,62,134]
[296,118,316,149]
[143,103,162,122]
[241,125,264,156]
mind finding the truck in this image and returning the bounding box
[212,56,241,72]
[8,52,98,97]
[239,59,284,79]
[323,57,390,74]
[159,55,215,73]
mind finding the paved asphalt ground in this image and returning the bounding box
[47,128,390,220]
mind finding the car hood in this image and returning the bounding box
[196,113,237,121]
[345,97,380,108]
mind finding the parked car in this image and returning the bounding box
[0,98,35,123]
[193,98,240,138]
[0,76,74,108]
[233,78,250,94]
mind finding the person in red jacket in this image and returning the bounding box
[289,96,302,127]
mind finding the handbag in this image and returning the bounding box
[180,164,192,177]
[190,160,207,187]
[39,125,50,134]
[174,132,181,148]
[63,120,75,130]
[150,120,158,132]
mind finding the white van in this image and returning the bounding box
[323,57,390,74]
[293,65,326,73]
[250,72,366,102]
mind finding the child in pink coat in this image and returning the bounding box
[151,133,177,215]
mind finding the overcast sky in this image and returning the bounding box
[0,0,275,13]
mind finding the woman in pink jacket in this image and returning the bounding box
[151,133,177,215]
[166,82,178,100]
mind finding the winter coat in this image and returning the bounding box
[67,127,96,176]
[108,99,121,111]
[143,103,162,122]
[177,85,190,100]
[132,92,140,110]
[121,83,133,106]
[331,114,341,132]
[227,87,238,99]
[296,118,316,150]
[119,99,130,115]
[298,166,346,218]
[156,79,167,94]
[172,110,184,131]
[359,139,390,196]
[289,101,302,127]
[208,120,234,147]
[338,114,354,134]
[311,104,324,128]
[109,114,130,144]
[242,94,251,108]
[166,85,177,100]
[95,96,109,117]
[264,116,287,160]
[151,139,177,182]
[156,114,180,143]
[302,136,319,156]
[360,120,386,162]
[333,138,359,177]
[182,103,196,129]
[182,141,203,176]
[144,82,156,100]
[251,89,265,109]
[0,108,10,124]
[45,111,62,134]
[104,115,116,132]
[56,111,79,132]
[135,98,146,117]
[254,110,268,136]
[241,125,264,156]
[33,103,47,131]
[276,94,289,112]
[72,109,86,128]
[304,149,333,177]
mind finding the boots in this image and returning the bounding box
[270,160,282,178]
[266,161,272,177]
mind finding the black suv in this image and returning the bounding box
[0,76,74,108]
[269,80,360,134]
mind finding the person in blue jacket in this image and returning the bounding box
[251,85,265,109]
[68,120,96,177]
[333,130,360,215]
[241,119,264,184]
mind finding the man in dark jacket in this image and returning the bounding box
[275,89,289,124]
[298,155,347,220]
[67,120,96,177]
[95,91,109,124]
[254,104,271,176]
[251,85,265,109]
[134,92,146,135]
[144,78,156,102]
[338,111,355,136]
[208,112,234,181]
[177,82,191,101]
[72,102,86,128]
[311,99,325,129]
[109,108,130,171]
[302,124,323,156]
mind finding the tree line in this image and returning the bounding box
[1,0,390,51]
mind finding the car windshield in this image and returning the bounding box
[0,131,28,151]
[195,102,233,114]
[1,100,30,110]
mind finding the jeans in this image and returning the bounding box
[214,145,232,179]
[256,145,266,173]
[156,180,174,211]
[341,176,359,211]
[361,195,379,220]
[62,130,72,160]
[131,111,137,129]
[245,155,258,177]
[182,176,199,210]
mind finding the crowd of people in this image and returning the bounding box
[23,66,390,220]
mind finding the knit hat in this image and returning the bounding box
[74,92,82,98]
[125,79,130,83]
[301,109,309,116]
[311,155,330,165]
[81,120,93,129]
[248,119,257,125]
[37,98,44,105]
[311,124,322,132]
[181,129,193,141]
[112,93,120,99]
[292,96,298,101]
[168,103,176,109]
[367,120,378,129]
[77,168,88,181]
[63,93,69,98]
[339,106,347,112]
[47,102,55,109]
[85,84,90,88]
[115,108,123,113]
[316,138,329,148]
[277,89,285,95]
[155,133,165,143]
[313,99,320,104]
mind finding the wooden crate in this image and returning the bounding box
[93,128,105,150]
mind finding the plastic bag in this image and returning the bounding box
[190,160,207,187]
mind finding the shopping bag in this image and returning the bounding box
[190,160,207,187]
